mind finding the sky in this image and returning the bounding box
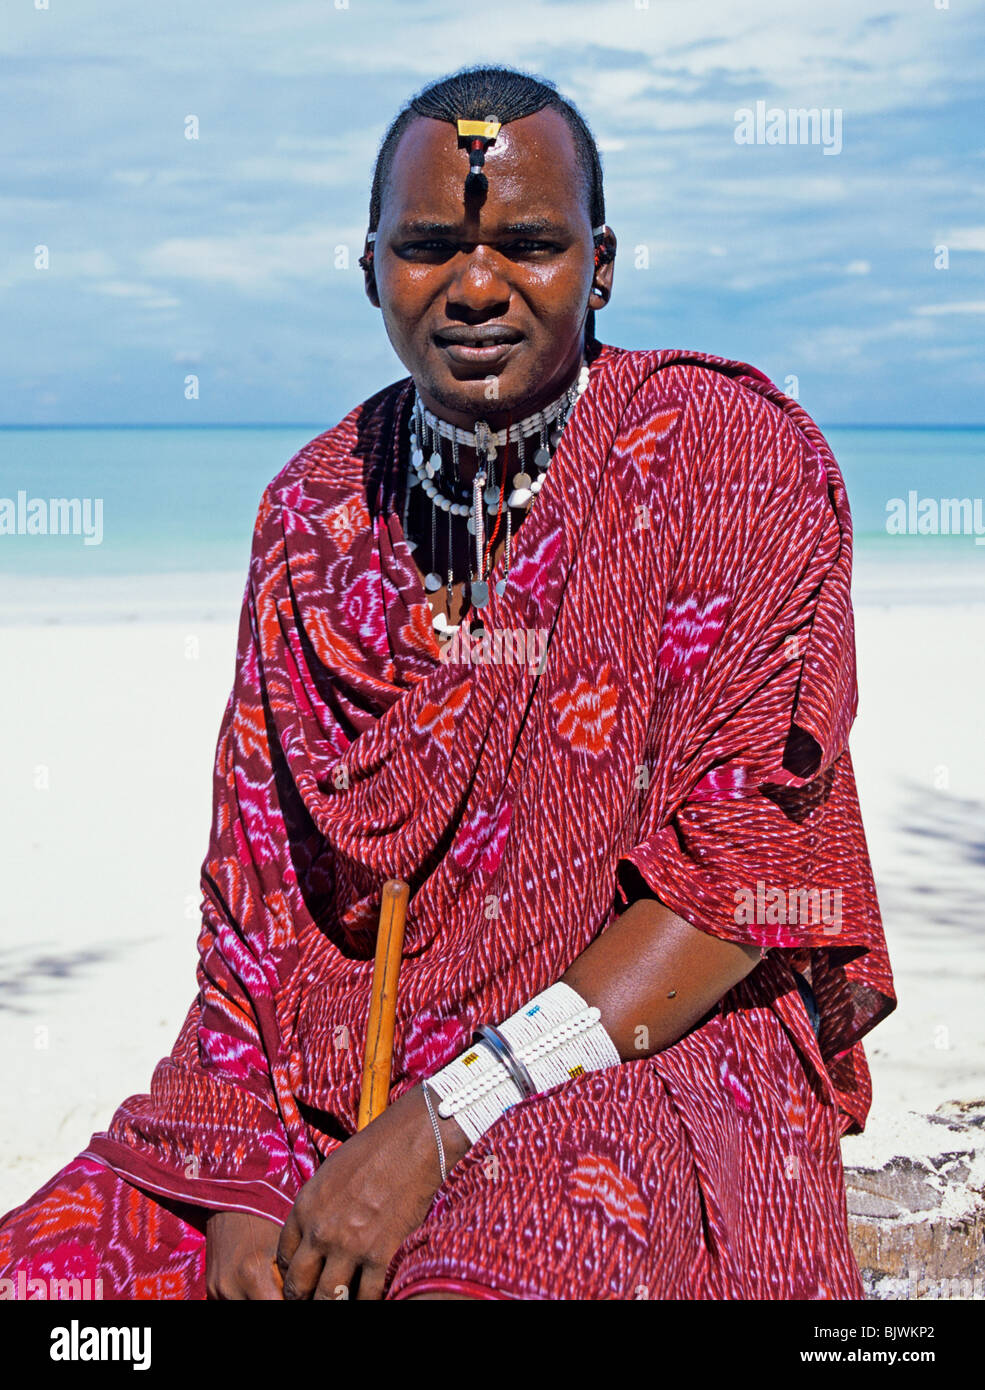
[1,0,983,426]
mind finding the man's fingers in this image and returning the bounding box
[281,1239,326,1301]
[211,1281,246,1301]
[275,1211,302,1280]
[313,1254,356,1302]
[355,1261,387,1302]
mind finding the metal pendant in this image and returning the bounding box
[424,572,443,592]
[511,471,532,490]
[533,447,551,469]
[495,578,507,597]
[426,451,442,477]
[474,422,495,462]
[471,581,489,607]
[484,484,500,508]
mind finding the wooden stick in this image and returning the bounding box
[356,878,410,1131]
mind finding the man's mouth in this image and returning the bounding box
[433,326,524,362]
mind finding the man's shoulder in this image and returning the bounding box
[597,341,793,420]
[595,342,840,508]
[599,342,831,465]
[259,374,411,512]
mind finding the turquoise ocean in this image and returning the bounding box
[0,425,983,605]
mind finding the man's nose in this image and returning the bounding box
[445,246,511,315]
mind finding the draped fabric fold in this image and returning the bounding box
[84,342,895,1221]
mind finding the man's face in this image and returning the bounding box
[368,107,613,427]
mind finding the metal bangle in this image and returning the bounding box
[421,1083,448,1184]
[473,1022,537,1100]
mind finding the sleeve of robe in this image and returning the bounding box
[84,485,333,1223]
[613,366,895,1128]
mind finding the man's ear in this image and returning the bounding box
[589,225,616,310]
[359,240,380,308]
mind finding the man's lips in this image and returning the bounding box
[433,327,524,364]
[434,326,524,346]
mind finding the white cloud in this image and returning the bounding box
[111,171,155,188]
[791,315,937,365]
[703,176,851,204]
[912,346,978,361]
[139,229,368,291]
[86,280,181,309]
[914,301,985,315]
[90,280,159,297]
[941,227,985,252]
[53,251,118,277]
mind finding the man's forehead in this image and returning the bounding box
[396,107,577,162]
[383,107,586,211]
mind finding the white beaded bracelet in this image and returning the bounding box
[424,982,622,1145]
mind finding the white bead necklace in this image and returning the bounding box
[404,361,591,638]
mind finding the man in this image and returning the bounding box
[0,66,894,1301]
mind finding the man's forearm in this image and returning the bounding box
[561,893,763,1058]
[426,893,763,1173]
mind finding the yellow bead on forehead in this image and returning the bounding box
[455,119,501,141]
[456,116,502,196]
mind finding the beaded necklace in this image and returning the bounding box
[403,360,591,637]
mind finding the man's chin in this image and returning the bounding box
[423,350,552,419]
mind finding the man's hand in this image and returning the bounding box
[276,1084,469,1301]
[204,1210,284,1300]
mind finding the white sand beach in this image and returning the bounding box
[0,560,983,1212]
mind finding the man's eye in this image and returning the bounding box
[502,240,558,255]
[398,241,457,258]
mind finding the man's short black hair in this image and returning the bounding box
[367,64,606,234]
